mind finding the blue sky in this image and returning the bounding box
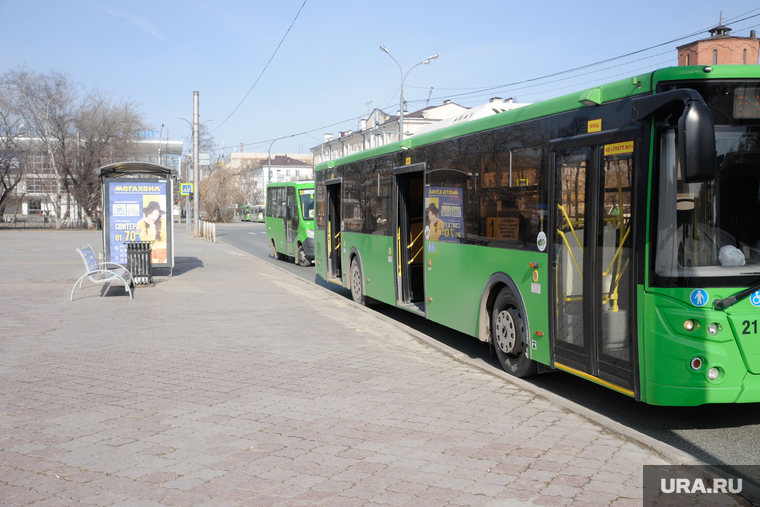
[2,1,759,158]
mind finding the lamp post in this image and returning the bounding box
[267,135,286,189]
[379,46,438,141]
[178,114,213,234]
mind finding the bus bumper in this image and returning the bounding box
[642,292,760,405]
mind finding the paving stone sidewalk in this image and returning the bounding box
[0,230,743,506]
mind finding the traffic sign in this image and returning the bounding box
[180,183,193,196]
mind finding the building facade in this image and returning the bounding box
[311,98,530,164]
[311,100,469,164]
[221,152,314,205]
[678,23,759,66]
[2,133,183,221]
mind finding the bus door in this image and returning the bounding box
[393,163,425,314]
[550,136,636,395]
[284,187,297,256]
[326,180,343,282]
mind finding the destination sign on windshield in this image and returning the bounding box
[734,84,760,118]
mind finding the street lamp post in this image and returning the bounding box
[379,46,438,141]
[178,115,213,234]
[267,135,286,189]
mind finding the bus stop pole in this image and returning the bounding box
[193,91,200,237]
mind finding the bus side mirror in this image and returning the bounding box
[632,88,717,183]
[678,100,717,183]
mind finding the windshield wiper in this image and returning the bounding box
[714,283,760,310]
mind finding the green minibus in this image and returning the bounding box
[265,181,315,266]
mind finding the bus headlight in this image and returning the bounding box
[307,229,314,239]
[708,367,721,380]
[707,323,721,336]
[684,319,696,331]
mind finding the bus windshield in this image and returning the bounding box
[655,124,760,281]
[299,189,315,221]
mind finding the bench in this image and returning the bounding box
[71,244,134,301]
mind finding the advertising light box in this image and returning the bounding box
[102,177,174,269]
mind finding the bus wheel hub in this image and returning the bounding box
[495,309,521,354]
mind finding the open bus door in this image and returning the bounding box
[326,180,342,282]
[394,163,425,314]
[550,135,638,397]
[285,186,298,257]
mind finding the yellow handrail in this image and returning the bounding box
[408,247,423,264]
[397,227,401,277]
[557,229,583,280]
[601,226,631,279]
[557,204,583,254]
[408,229,424,249]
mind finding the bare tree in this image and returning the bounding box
[199,162,247,222]
[0,77,29,218]
[73,91,146,226]
[2,67,149,228]
[4,66,78,228]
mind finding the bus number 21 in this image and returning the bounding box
[742,320,758,335]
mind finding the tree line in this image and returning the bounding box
[0,66,147,228]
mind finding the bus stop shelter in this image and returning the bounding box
[96,162,179,274]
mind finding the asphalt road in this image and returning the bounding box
[215,221,760,480]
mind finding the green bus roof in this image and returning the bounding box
[265,181,314,188]
[316,65,760,172]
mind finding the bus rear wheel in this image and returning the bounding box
[297,243,310,267]
[350,259,368,306]
[492,287,537,378]
[270,240,286,261]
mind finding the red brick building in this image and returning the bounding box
[677,23,759,66]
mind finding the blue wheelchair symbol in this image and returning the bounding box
[690,289,709,307]
[751,290,760,307]
[428,242,436,253]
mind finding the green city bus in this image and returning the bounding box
[240,204,252,222]
[314,65,760,406]
[265,181,315,266]
[240,204,264,222]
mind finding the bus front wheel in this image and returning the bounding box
[492,288,537,378]
[297,243,310,267]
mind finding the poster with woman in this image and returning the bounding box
[425,186,465,243]
[103,178,172,268]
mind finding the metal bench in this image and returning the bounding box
[71,244,134,301]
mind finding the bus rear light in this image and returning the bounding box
[690,357,704,371]
[684,319,696,332]
[708,367,720,380]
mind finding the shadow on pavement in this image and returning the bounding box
[170,256,204,276]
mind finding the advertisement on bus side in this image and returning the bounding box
[425,186,465,243]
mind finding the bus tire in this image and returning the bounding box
[492,287,537,378]
[297,243,310,267]
[350,258,368,306]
